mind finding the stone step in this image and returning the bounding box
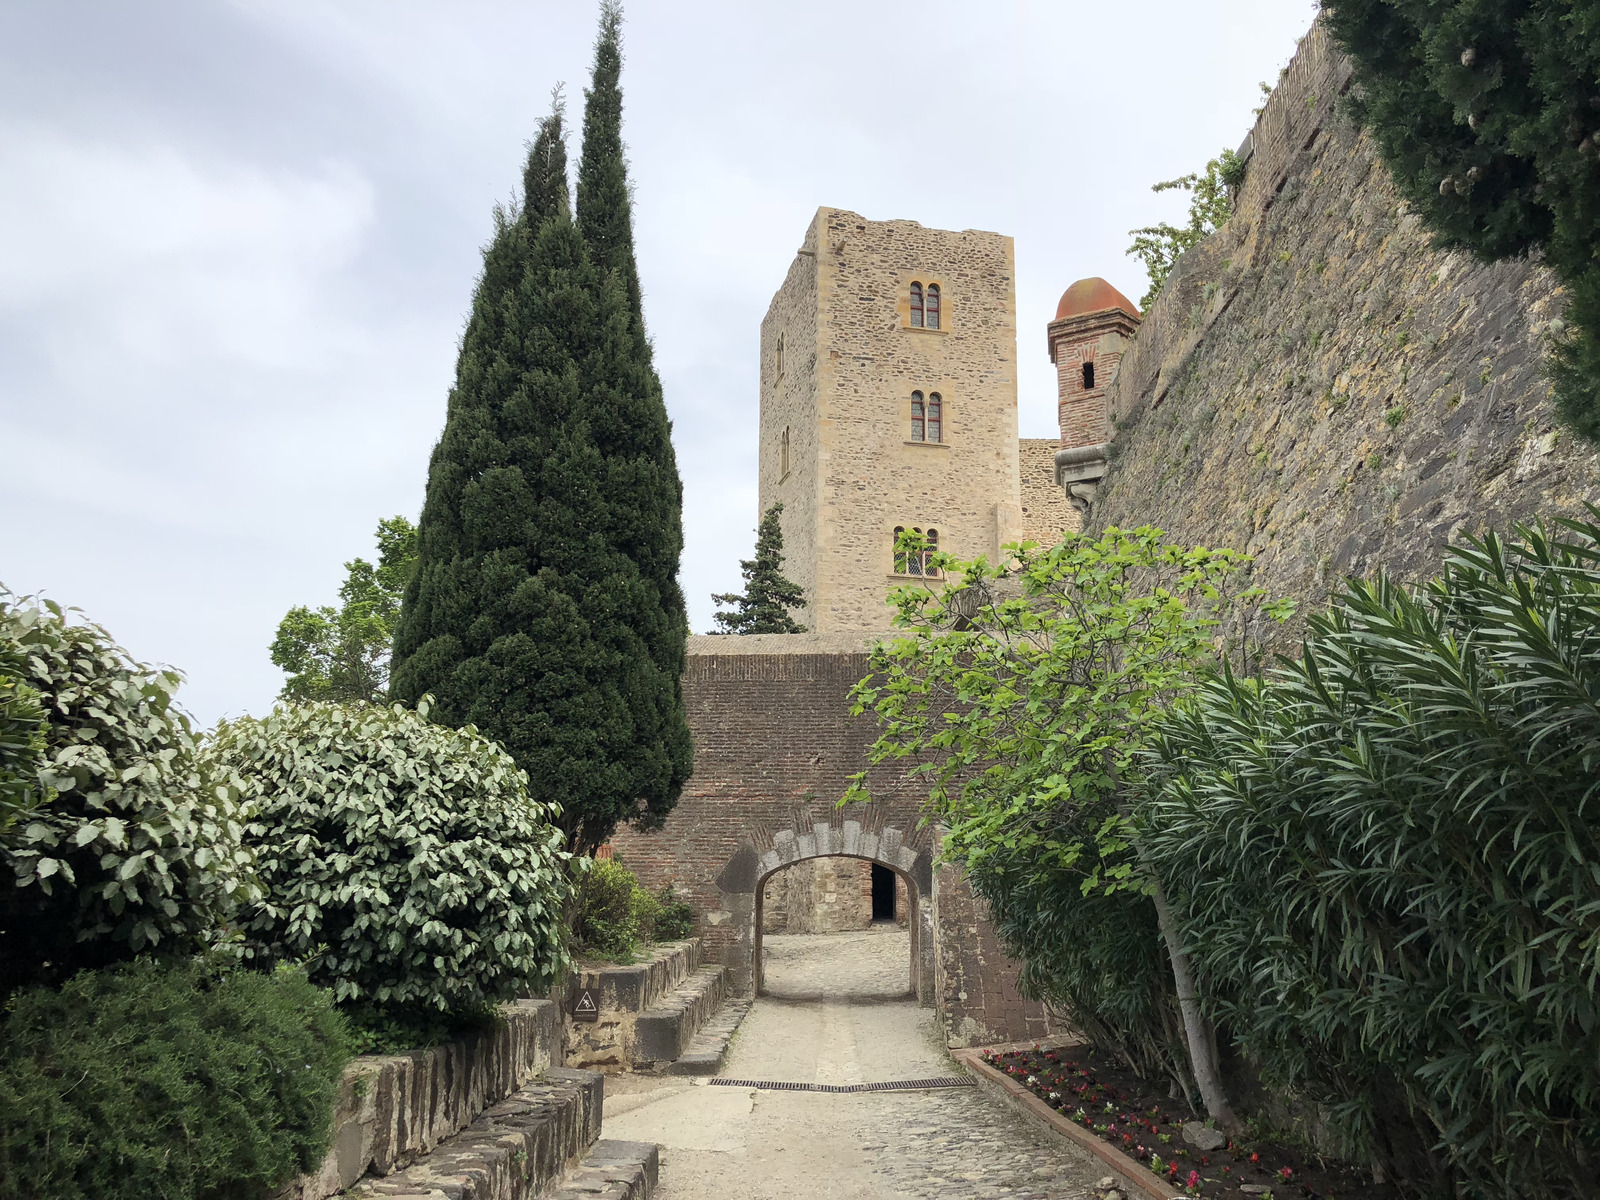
[545,1139,659,1200]
[350,1067,602,1200]
[632,965,729,1069]
[662,997,752,1076]
[568,939,702,1018]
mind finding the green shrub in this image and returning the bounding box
[0,957,350,1200]
[0,595,258,996]
[649,887,694,941]
[571,856,641,958]
[207,698,569,1015]
[1143,511,1600,1197]
[0,642,46,839]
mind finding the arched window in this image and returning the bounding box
[892,526,940,576]
[1082,361,1095,390]
[780,426,790,477]
[910,391,925,441]
[776,333,784,379]
[926,393,942,443]
[909,282,924,328]
[925,284,940,330]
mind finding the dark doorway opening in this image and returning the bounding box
[871,863,896,921]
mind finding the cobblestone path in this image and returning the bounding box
[601,928,1099,1199]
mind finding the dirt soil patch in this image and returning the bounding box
[984,1047,1399,1200]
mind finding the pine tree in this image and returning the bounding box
[712,504,808,634]
[390,88,691,855]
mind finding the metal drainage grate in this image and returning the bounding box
[709,1076,975,1094]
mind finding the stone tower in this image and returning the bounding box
[1048,277,1140,509]
[758,207,1022,631]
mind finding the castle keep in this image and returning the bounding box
[758,207,1074,629]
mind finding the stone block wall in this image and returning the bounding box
[275,999,560,1200]
[761,856,874,933]
[1019,438,1080,544]
[933,854,1061,1048]
[758,208,1024,632]
[1090,20,1600,621]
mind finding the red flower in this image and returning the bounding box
[1187,1170,1201,1189]
[1250,1153,1260,1164]
[1278,1167,1294,1181]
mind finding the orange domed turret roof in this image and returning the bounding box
[1054,277,1140,322]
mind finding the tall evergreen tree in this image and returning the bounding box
[390,87,691,855]
[712,504,808,634]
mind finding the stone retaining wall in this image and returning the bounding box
[1091,20,1600,622]
[275,998,561,1200]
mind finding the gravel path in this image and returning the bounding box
[601,928,1099,1199]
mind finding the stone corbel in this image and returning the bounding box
[1055,442,1109,513]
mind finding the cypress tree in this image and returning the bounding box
[712,504,809,634]
[390,89,691,854]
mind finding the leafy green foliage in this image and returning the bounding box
[1126,151,1239,310]
[649,886,694,941]
[270,515,417,703]
[1143,511,1600,1197]
[571,856,643,959]
[848,529,1286,1089]
[207,699,570,1013]
[0,594,258,997]
[390,37,692,857]
[712,503,808,634]
[0,641,47,838]
[570,858,693,958]
[1324,0,1600,441]
[0,958,349,1200]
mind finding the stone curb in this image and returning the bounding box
[546,1138,659,1199]
[951,1048,1181,1200]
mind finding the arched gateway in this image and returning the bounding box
[609,634,1059,1047]
[715,818,935,997]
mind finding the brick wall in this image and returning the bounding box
[609,634,1055,1043]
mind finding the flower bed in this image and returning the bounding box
[982,1047,1397,1200]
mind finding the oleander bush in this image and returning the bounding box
[206,698,570,1017]
[0,957,350,1200]
[0,593,258,997]
[1143,511,1600,1198]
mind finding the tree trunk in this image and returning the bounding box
[1149,872,1241,1132]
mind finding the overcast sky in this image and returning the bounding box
[0,0,1316,725]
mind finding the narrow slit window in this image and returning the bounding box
[776,334,784,379]
[910,391,925,442]
[909,282,924,328]
[780,426,790,477]
[925,284,940,330]
[893,526,908,574]
[1082,361,1095,390]
[926,393,942,443]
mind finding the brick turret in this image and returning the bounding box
[1048,278,1140,510]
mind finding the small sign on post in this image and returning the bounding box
[573,988,599,1023]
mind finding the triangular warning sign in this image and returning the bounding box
[575,990,597,1013]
